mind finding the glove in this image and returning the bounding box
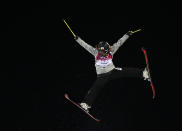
[74,35,78,40]
[126,31,133,36]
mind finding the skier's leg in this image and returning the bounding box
[121,67,144,78]
[110,67,144,80]
[81,74,110,109]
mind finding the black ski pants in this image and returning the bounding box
[82,67,144,107]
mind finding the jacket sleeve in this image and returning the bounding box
[75,37,98,56]
[110,34,130,55]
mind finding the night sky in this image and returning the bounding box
[1,1,181,131]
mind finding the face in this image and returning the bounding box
[99,49,109,56]
[96,42,110,56]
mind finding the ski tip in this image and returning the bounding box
[152,95,156,100]
[141,47,146,51]
[64,93,69,99]
[96,119,100,122]
[141,48,147,54]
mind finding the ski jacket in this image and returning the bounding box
[75,33,129,75]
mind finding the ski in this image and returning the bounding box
[141,47,156,99]
[64,93,100,122]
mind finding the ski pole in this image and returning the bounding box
[63,19,76,37]
[131,29,142,34]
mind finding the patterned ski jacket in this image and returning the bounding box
[75,33,129,75]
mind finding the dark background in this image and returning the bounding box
[1,1,181,131]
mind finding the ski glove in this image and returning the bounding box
[74,35,78,40]
[126,31,133,36]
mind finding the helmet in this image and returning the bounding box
[96,41,110,55]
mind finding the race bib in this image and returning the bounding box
[96,59,112,67]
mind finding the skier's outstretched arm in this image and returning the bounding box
[74,36,98,56]
[110,31,132,54]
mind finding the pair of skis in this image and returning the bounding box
[64,48,156,122]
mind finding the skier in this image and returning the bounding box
[73,31,150,113]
